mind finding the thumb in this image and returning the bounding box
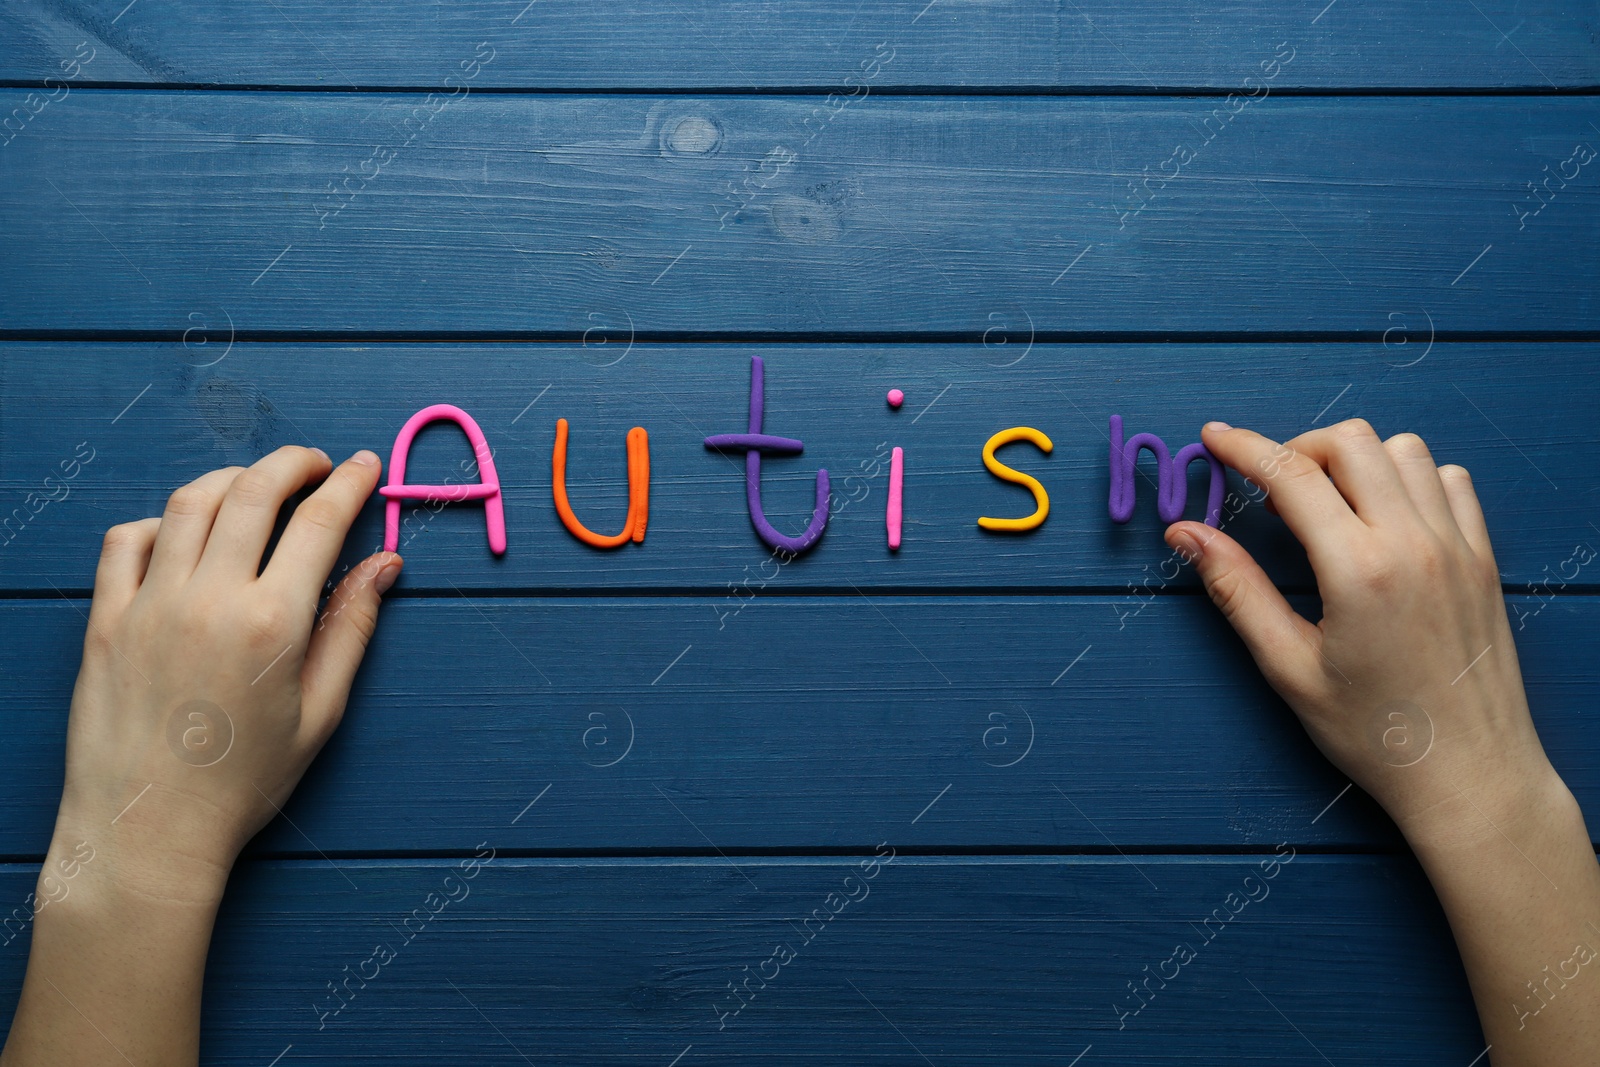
[301,551,402,746]
[1165,521,1322,698]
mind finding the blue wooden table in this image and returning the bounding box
[3,2,1598,1062]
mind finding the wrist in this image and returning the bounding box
[48,788,238,912]
[1388,756,1582,859]
[32,847,226,931]
[16,827,223,1067]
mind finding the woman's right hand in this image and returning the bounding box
[1163,418,1560,838]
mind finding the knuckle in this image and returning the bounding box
[100,521,143,552]
[1352,552,1400,593]
[1332,418,1377,445]
[295,497,345,535]
[1274,451,1320,485]
[342,597,381,646]
[1206,568,1252,623]
[1281,450,1315,476]
[158,600,212,649]
[1255,442,1294,472]
[229,468,280,508]
[165,484,217,517]
[1409,539,1449,582]
[318,583,380,647]
[239,600,293,646]
[81,618,116,655]
[1386,432,1431,461]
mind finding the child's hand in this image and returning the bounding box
[51,446,400,901]
[1,447,399,1065]
[1166,420,1600,1065]
[1164,420,1555,834]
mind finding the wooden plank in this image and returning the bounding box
[2,596,1595,855]
[1,0,1595,89]
[0,855,1484,1062]
[1,94,1596,334]
[2,343,1595,593]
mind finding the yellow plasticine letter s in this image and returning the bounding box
[978,426,1053,532]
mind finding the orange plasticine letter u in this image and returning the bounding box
[552,418,650,549]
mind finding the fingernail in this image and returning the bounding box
[1204,421,1232,433]
[1167,528,1202,564]
[310,446,331,462]
[352,450,380,467]
[374,558,401,595]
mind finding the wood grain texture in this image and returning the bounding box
[2,343,1595,593]
[2,94,1596,334]
[2,596,1595,855]
[1,0,1595,89]
[0,855,1484,1064]
[0,3,1589,1054]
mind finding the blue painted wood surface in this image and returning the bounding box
[1,95,1597,334]
[3,0,1596,88]
[2,856,1486,1065]
[0,596,1596,856]
[1,0,1595,1060]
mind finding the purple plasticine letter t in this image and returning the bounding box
[704,357,830,554]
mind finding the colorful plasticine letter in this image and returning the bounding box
[1107,414,1225,528]
[704,356,830,554]
[978,427,1053,532]
[379,403,506,554]
[886,446,905,550]
[552,418,650,548]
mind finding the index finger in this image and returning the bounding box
[261,450,383,600]
[1200,422,1366,567]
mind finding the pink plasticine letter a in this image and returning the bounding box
[378,404,506,554]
